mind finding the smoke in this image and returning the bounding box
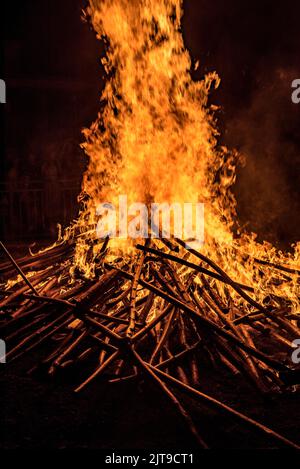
[228,67,300,247]
[182,0,300,247]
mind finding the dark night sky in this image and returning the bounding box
[1,0,300,246]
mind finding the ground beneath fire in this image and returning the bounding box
[1,348,300,450]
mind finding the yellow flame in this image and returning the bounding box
[71,0,300,313]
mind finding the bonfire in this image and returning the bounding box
[1,0,300,449]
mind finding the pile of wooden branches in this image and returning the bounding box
[0,238,300,449]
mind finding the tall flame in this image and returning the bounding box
[72,0,300,313]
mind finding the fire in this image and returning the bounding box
[69,0,300,313]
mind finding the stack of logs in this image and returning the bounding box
[0,238,300,449]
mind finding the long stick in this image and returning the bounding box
[0,241,40,296]
[131,347,209,448]
[137,244,254,292]
[175,238,266,313]
[127,249,146,337]
[74,350,120,393]
[149,365,300,449]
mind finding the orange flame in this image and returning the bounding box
[71,0,300,313]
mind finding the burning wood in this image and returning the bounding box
[1,238,300,449]
[1,0,300,450]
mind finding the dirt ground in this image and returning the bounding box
[1,348,300,450]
